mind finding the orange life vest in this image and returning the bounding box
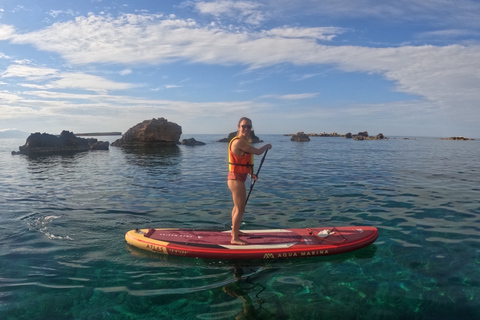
[228,137,254,174]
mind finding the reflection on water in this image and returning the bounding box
[120,146,182,168]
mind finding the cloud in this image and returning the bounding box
[21,72,137,93]
[120,69,132,76]
[0,86,272,132]
[2,64,137,93]
[0,24,16,40]
[261,93,319,100]
[416,29,480,40]
[334,44,480,109]
[3,14,346,70]
[195,0,265,25]
[1,64,58,80]
[264,27,345,41]
[48,9,77,18]
[0,90,22,103]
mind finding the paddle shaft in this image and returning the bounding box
[245,149,268,206]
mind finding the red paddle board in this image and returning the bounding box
[125,226,378,260]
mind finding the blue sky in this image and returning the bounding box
[1,0,480,137]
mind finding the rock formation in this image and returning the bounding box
[346,131,386,140]
[285,131,386,140]
[290,132,310,142]
[180,138,206,146]
[441,137,474,141]
[217,131,263,143]
[12,131,109,156]
[112,118,182,147]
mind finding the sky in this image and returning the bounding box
[1,0,480,138]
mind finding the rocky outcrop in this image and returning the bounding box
[90,141,110,150]
[290,132,310,142]
[284,132,343,137]
[180,138,206,146]
[12,131,109,155]
[284,131,386,140]
[217,131,263,143]
[441,137,474,141]
[345,131,386,140]
[112,118,182,147]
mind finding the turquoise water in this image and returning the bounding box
[1,134,479,319]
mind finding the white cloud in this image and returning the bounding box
[0,24,15,40]
[21,72,137,93]
[0,90,22,103]
[2,64,137,93]
[48,10,63,18]
[0,85,272,133]
[264,27,345,41]
[1,64,58,80]
[195,0,265,25]
[9,15,199,65]
[416,29,480,40]
[120,69,132,76]
[261,93,318,100]
[48,9,76,18]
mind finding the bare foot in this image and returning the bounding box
[231,238,249,245]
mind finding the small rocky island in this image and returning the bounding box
[112,118,182,147]
[441,136,475,141]
[287,131,386,141]
[12,131,109,156]
[290,132,310,142]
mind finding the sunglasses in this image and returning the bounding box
[241,125,252,129]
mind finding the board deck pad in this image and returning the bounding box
[126,226,379,260]
[147,229,304,249]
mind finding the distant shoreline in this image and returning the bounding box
[74,132,122,136]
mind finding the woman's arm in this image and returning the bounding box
[236,140,272,155]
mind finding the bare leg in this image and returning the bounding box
[228,179,248,245]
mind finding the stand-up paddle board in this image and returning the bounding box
[125,226,378,260]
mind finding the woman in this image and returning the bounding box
[228,117,272,245]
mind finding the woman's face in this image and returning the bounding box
[238,120,252,137]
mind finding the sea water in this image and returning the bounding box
[1,134,479,319]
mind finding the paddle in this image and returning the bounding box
[245,149,268,206]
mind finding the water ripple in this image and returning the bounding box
[1,136,480,319]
